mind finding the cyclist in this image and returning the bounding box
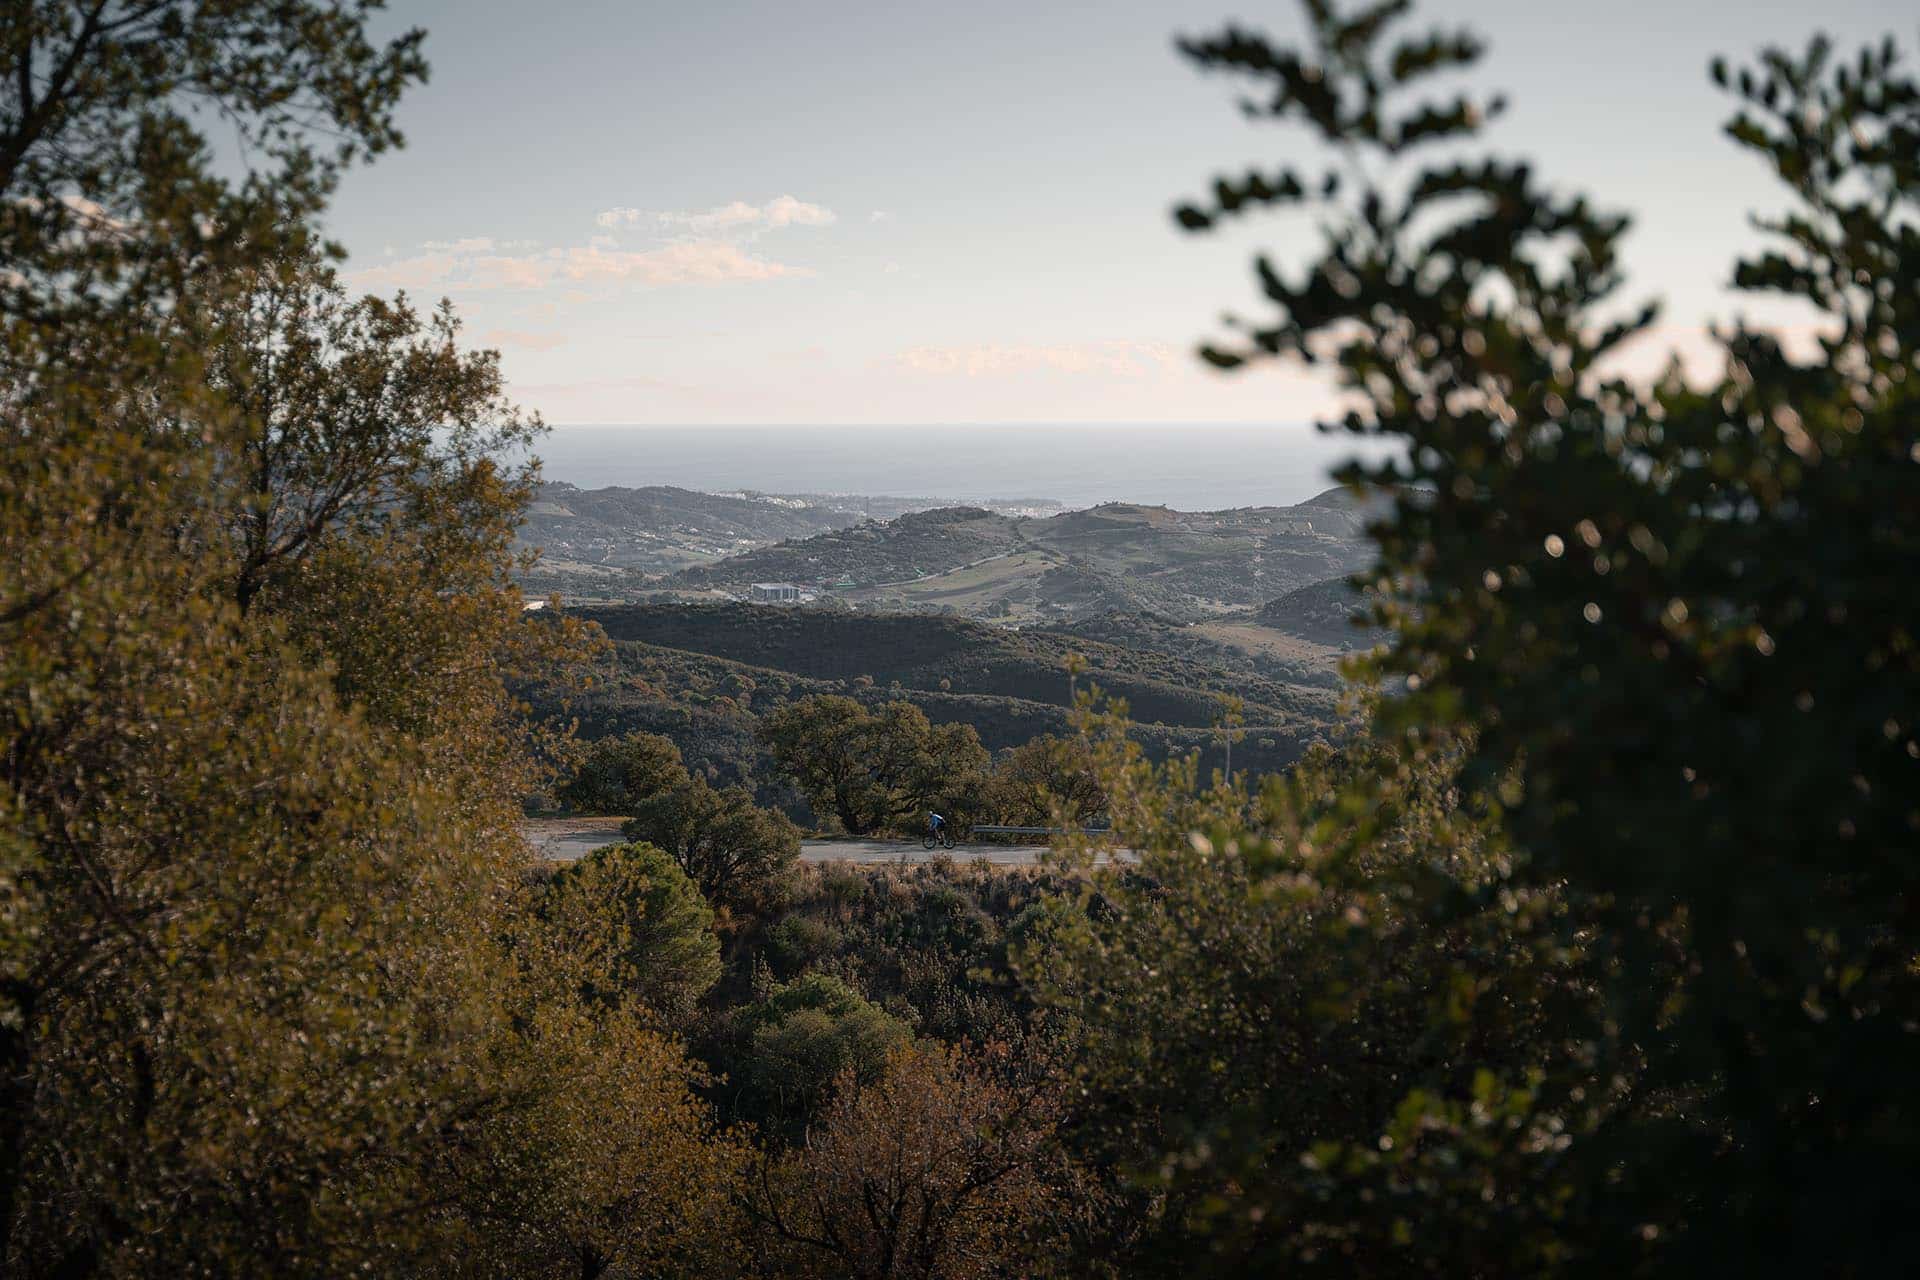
[928,811,946,840]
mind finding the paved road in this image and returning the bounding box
[521,818,1055,866]
[796,837,1054,865]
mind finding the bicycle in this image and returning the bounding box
[922,825,956,851]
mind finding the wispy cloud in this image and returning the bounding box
[349,238,809,294]
[478,328,568,352]
[356,194,838,297]
[595,194,836,234]
[893,341,1182,378]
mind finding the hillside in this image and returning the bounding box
[530,602,1353,815]
[517,482,857,585]
[1294,483,1393,530]
[675,506,1026,592]
[580,602,1331,727]
[1255,575,1388,649]
[517,483,1080,602]
[670,493,1376,623]
[1044,610,1348,689]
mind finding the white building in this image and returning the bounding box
[750,582,803,604]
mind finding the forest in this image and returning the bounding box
[4,1,1918,1276]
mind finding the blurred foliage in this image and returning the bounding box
[743,860,1069,1052]
[1027,0,1920,1273]
[1026,710,1596,1274]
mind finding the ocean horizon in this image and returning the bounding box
[527,424,1395,512]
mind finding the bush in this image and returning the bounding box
[556,731,689,815]
[744,1044,1069,1280]
[623,776,800,922]
[762,696,990,835]
[730,974,913,1142]
[541,841,721,1025]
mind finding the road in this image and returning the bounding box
[796,837,1053,865]
[521,818,1055,866]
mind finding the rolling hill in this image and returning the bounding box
[517,482,857,587]
[516,483,1077,601]
[670,490,1377,623]
[1254,576,1389,649]
[530,602,1356,815]
[580,602,1332,728]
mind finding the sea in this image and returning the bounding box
[527,424,1396,512]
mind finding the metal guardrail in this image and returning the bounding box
[970,824,1112,837]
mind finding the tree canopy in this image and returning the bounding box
[0,6,733,1274]
[2,0,425,329]
[762,697,990,836]
[1032,0,1920,1272]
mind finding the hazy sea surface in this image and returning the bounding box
[531,425,1391,511]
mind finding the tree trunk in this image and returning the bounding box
[0,981,37,1260]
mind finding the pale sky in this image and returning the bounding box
[325,0,1910,426]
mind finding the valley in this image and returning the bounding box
[526,597,1375,828]
[517,484,1388,825]
[520,479,1380,625]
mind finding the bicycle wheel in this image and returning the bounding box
[922,833,938,850]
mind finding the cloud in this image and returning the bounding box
[760,195,836,228]
[516,374,690,393]
[892,341,1182,378]
[595,195,836,234]
[553,240,806,285]
[593,206,659,230]
[347,251,465,292]
[358,196,835,298]
[478,328,567,352]
[869,210,891,223]
[348,238,809,294]
[422,236,539,253]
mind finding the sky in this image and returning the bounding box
[324,0,1910,427]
